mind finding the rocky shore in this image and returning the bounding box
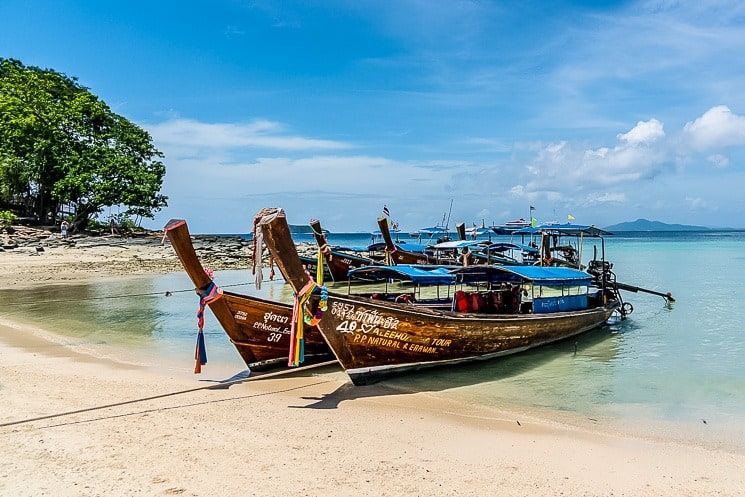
[0,224,316,287]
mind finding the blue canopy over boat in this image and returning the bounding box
[482,242,539,253]
[417,226,449,235]
[350,264,592,287]
[465,226,492,236]
[452,265,593,286]
[398,243,430,253]
[410,226,451,243]
[348,264,457,285]
[432,240,484,250]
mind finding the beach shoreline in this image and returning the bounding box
[0,225,249,288]
[2,228,745,496]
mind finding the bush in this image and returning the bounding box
[93,214,142,235]
[0,210,18,232]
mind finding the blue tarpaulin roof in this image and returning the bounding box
[348,265,457,284]
[432,240,485,249]
[397,243,430,253]
[417,226,449,234]
[350,264,593,286]
[452,265,593,286]
[483,242,539,253]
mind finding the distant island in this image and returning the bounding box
[604,218,720,231]
[288,224,314,234]
[288,224,328,235]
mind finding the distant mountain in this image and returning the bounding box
[288,224,314,234]
[604,218,712,231]
[288,224,328,235]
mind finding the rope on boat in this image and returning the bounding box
[0,359,338,428]
[4,281,280,306]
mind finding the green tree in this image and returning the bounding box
[0,58,167,229]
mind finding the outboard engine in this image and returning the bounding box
[587,258,631,317]
[587,259,612,285]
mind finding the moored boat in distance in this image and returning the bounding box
[465,225,493,239]
[472,241,540,265]
[309,218,377,282]
[256,207,628,386]
[163,219,331,371]
[490,217,532,235]
[377,216,442,265]
[517,223,611,269]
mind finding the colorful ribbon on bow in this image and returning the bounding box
[288,279,328,367]
[385,246,397,265]
[316,243,331,286]
[194,280,223,373]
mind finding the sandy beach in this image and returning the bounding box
[0,226,244,288]
[2,229,745,496]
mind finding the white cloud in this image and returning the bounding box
[617,119,665,146]
[707,153,730,168]
[162,153,428,199]
[683,106,745,149]
[463,137,512,153]
[522,118,669,194]
[583,192,627,206]
[147,118,353,151]
[508,184,526,197]
[685,196,708,209]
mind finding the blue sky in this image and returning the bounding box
[3,0,745,233]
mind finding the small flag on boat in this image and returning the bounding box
[567,214,575,220]
[383,204,390,217]
[530,205,536,211]
[531,217,537,228]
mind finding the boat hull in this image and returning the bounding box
[309,219,375,281]
[318,294,617,384]
[378,216,440,265]
[255,207,621,385]
[216,291,330,370]
[164,218,331,371]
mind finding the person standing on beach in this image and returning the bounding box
[110,218,118,236]
[61,220,69,239]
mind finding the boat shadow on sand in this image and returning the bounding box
[288,318,639,410]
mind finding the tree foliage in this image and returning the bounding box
[0,58,167,229]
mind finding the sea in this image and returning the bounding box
[3,229,745,451]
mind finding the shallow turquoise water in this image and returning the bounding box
[3,230,744,449]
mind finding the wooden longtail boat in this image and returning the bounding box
[473,241,540,265]
[257,207,623,385]
[444,222,533,266]
[309,218,376,281]
[298,254,332,282]
[163,219,331,371]
[514,223,612,269]
[377,216,442,265]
